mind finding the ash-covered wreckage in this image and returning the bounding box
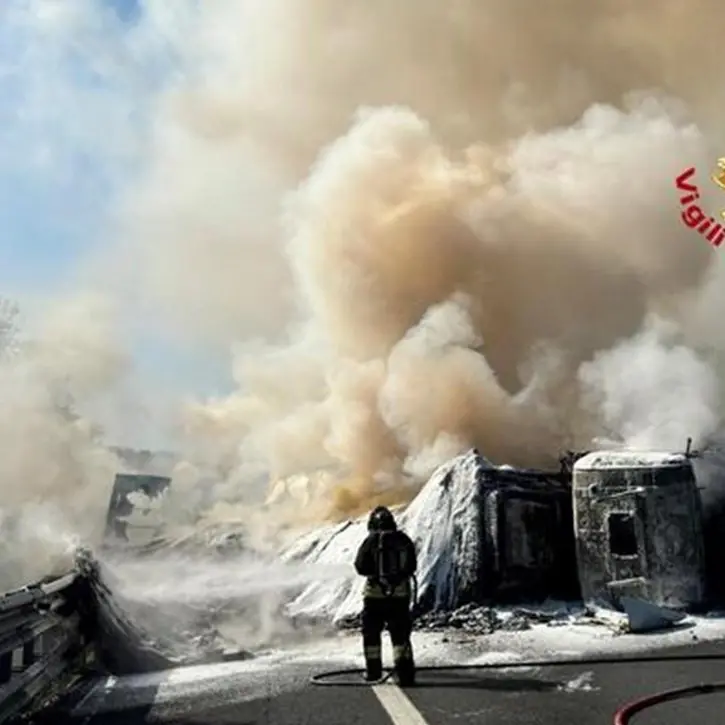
[100,441,724,626]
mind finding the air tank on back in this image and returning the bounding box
[572,450,706,609]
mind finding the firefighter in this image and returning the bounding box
[354,505,417,686]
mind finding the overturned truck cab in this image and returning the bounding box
[573,450,706,610]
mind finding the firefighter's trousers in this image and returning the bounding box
[361,596,415,685]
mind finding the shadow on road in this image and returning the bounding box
[412,674,561,692]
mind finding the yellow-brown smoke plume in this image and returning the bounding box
[117,0,725,522]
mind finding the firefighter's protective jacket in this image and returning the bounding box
[354,530,417,599]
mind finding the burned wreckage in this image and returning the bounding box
[102,441,721,620]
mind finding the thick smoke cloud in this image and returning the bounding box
[3,0,725,587]
[140,0,725,519]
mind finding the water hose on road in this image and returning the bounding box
[310,652,725,722]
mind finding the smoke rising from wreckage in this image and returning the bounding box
[96,442,725,660]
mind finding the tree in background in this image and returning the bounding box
[0,297,19,359]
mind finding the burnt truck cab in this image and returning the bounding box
[572,450,706,610]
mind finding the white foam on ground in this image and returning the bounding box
[469,613,725,661]
[558,671,598,692]
[251,611,725,668]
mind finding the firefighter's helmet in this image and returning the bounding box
[368,506,397,532]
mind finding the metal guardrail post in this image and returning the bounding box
[0,654,10,685]
[22,640,34,668]
[0,571,89,723]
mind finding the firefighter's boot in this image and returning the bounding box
[364,645,383,682]
[393,643,416,687]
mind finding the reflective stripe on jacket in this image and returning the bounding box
[363,577,411,599]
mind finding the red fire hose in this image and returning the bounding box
[613,682,725,724]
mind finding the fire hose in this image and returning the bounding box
[612,681,725,724]
[311,644,725,723]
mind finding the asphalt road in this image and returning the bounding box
[31,640,725,725]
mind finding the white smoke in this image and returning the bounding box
[579,316,720,450]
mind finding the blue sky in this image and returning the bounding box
[0,0,232,446]
[107,0,141,23]
[0,0,152,295]
[0,0,133,288]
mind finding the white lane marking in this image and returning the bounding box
[372,684,430,725]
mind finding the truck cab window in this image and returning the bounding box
[608,512,638,556]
